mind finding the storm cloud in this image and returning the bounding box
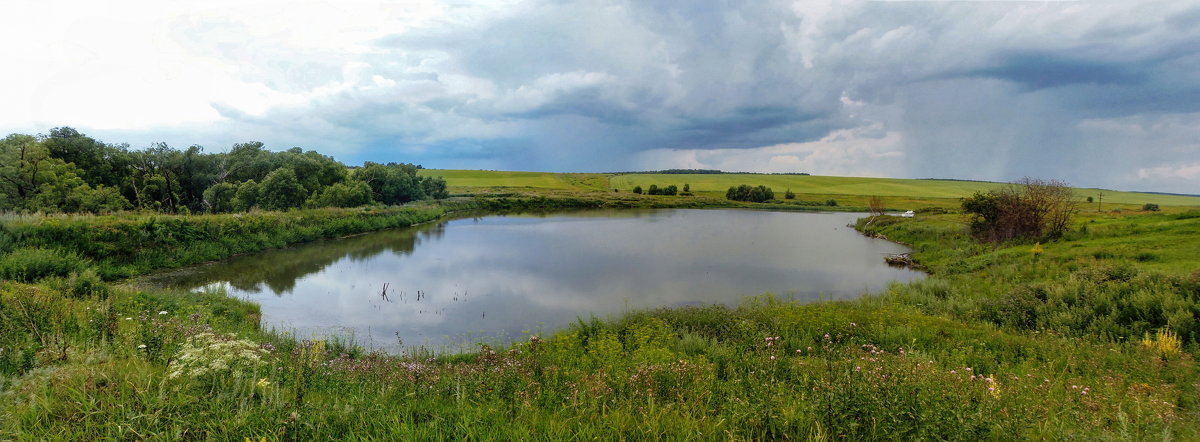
[2,0,1198,192]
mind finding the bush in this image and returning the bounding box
[980,286,1045,329]
[784,189,796,199]
[725,185,774,203]
[63,267,109,299]
[961,177,1076,242]
[0,247,89,282]
[308,181,373,208]
[259,168,308,211]
[1142,203,1160,212]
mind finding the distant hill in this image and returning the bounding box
[612,169,811,175]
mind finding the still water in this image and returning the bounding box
[145,209,923,352]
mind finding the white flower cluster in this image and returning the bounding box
[168,331,270,380]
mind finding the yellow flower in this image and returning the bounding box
[255,378,270,389]
[1142,328,1181,360]
[1030,242,1044,257]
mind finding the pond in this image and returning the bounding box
[144,209,924,352]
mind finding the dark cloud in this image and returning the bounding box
[130,0,1200,192]
[968,52,1147,91]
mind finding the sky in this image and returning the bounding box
[2,0,1199,193]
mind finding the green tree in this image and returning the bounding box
[232,180,261,212]
[202,182,239,213]
[725,184,774,202]
[42,127,133,190]
[259,168,307,211]
[307,181,373,208]
[632,186,643,194]
[353,162,426,205]
[420,176,449,200]
[0,134,55,209]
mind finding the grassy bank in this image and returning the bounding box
[0,205,449,281]
[2,195,1199,439]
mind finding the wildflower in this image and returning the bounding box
[138,344,147,349]
[849,322,857,327]
[256,378,271,388]
[770,355,776,360]
[159,310,169,315]
[1030,242,1044,258]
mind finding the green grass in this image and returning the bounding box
[3,188,1200,439]
[417,169,1200,209]
[418,169,584,190]
[614,174,1200,208]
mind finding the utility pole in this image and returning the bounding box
[1097,191,1103,213]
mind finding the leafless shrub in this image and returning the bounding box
[961,177,1078,243]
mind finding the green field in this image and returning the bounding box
[421,169,1200,208]
[417,169,573,189]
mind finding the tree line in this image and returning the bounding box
[0,127,447,214]
[632,184,691,196]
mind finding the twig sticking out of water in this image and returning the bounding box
[380,283,390,302]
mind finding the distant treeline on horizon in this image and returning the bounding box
[613,169,811,176]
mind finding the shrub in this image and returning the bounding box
[784,189,796,199]
[308,181,373,208]
[60,268,109,299]
[1142,203,1160,212]
[961,177,1077,242]
[632,186,643,194]
[725,185,774,203]
[980,286,1045,329]
[0,247,89,282]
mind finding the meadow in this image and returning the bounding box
[421,169,1200,210]
[2,173,1200,439]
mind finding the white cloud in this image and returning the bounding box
[634,125,904,177]
[1138,163,1200,181]
[2,0,1199,193]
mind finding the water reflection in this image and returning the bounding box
[146,209,923,352]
